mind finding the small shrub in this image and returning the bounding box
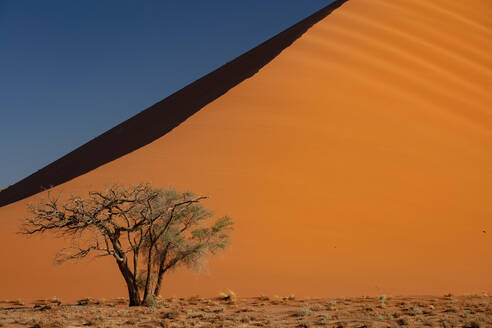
[143,295,158,307]
[218,289,236,303]
[271,295,282,304]
[294,309,313,317]
[258,294,269,301]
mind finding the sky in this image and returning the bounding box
[0,0,334,188]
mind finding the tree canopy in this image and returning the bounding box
[21,184,233,306]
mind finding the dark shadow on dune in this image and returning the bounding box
[0,0,349,207]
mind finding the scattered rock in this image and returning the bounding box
[162,311,179,320]
[77,298,99,306]
[396,317,409,326]
[33,304,51,311]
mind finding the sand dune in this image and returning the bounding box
[0,0,491,300]
[0,0,348,208]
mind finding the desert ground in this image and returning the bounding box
[0,294,490,328]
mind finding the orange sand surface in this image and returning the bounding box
[1,0,491,300]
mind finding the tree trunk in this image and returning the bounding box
[142,244,154,303]
[153,259,166,297]
[128,283,141,306]
[116,260,141,306]
[153,244,170,297]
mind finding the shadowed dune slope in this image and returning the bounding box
[0,0,491,300]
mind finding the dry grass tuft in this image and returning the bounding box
[218,289,236,303]
[258,294,270,301]
[294,308,313,317]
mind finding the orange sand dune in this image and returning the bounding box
[1,0,491,300]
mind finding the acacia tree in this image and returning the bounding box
[20,184,233,306]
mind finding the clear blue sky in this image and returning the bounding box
[0,0,333,188]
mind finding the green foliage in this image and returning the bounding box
[139,187,234,296]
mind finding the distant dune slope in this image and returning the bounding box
[0,0,491,300]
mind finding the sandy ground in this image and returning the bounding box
[0,295,490,328]
[0,0,491,299]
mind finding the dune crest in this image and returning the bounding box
[0,0,491,300]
